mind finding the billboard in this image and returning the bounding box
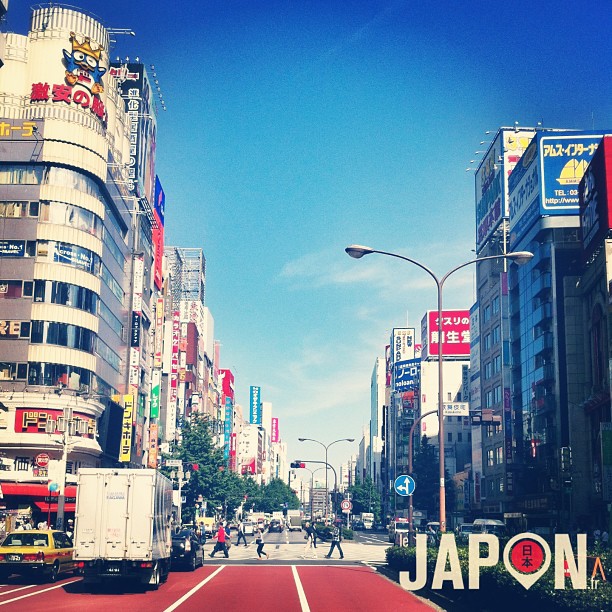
[119,395,134,463]
[109,63,158,206]
[580,136,612,261]
[421,309,471,359]
[509,131,604,248]
[249,386,261,425]
[152,177,165,290]
[475,129,535,251]
[393,359,420,391]
[391,328,415,364]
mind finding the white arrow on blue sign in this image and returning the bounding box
[394,475,416,497]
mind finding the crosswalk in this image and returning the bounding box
[207,540,388,564]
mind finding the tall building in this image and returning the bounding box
[0,6,160,523]
[472,127,537,518]
[508,130,606,532]
[369,357,385,490]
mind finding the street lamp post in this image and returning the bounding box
[298,437,354,523]
[345,244,533,532]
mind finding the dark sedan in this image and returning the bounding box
[171,530,204,571]
[268,520,284,533]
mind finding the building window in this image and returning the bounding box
[458,432,463,443]
[484,333,491,351]
[487,449,494,467]
[448,432,453,443]
[493,325,501,344]
[496,446,503,464]
[492,296,500,314]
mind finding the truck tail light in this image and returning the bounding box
[139,562,153,568]
[77,561,85,568]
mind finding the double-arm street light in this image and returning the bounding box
[345,244,533,532]
[298,437,355,523]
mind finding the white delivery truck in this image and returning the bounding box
[73,468,173,589]
[287,509,302,531]
[361,512,374,530]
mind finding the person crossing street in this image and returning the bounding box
[209,522,229,558]
[325,524,344,559]
[236,521,248,547]
[301,521,317,559]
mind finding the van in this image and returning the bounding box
[472,518,506,537]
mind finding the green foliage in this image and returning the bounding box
[347,476,381,521]
[159,415,299,523]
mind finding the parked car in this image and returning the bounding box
[171,529,204,571]
[268,520,283,533]
[352,520,364,531]
[0,530,76,582]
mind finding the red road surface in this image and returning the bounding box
[0,565,435,611]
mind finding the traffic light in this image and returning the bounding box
[290,460,305,469]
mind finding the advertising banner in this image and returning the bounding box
[391,328,415,364]
[150,369,161,419]
[271,417,279,443]
[393,359,420,391]
[14,408,95,437]
[109,63,158,206]
[154,298,164,368]
[421,310,471,358]
[224,397,233,459]
[148,423,159,468]
[120,395,134,463]
[509,131,603,248]
[249,386,261,425]
[475,130,535,251]
[152,177,165,290]
[580,136,612,261]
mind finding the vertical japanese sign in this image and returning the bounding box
[504,387,513,465]
[229,433,237,471]
[249,386,261,425]
[119,395,134,462]
[152,177,165,290]
[271,417,279,443]
[110,63,158,205]
[150,369,161,419]
[166,310,180,441]
[154,297,164,368]
[148,423,159,468]
[224,397,233,459]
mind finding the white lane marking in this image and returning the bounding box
[291,565,311,612]
[162,566,225,612]
[0,585,38,596]
[0,579,81,606]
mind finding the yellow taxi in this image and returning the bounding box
[0,530,76,582]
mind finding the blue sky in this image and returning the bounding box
[4,1,612,473]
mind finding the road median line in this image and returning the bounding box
[291,565,311,612]
[163,566,225,612]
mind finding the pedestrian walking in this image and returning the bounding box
[255,526,268,560]
[224,522,232,551]
[209,522,229,558]
[602,530,609,549]
[325,525,344,559]
[301,521,317,559]
[236,521,248,547]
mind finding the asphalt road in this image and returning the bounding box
[0,529,437,611]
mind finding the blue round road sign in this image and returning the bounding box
[394,475,416,497]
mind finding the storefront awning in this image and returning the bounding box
[33,501,76,513]
[1,483,77,498]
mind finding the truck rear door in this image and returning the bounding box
[125,472,154,560]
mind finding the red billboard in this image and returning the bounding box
[219,369,235,402]
[580,136,612,261]
[421,309,471,358]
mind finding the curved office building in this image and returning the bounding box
[0,5,138,521]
